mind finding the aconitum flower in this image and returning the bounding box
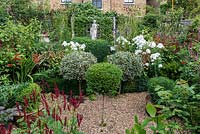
[157,43,164,48]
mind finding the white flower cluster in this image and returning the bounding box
[110,36,131,51]
[62,41,86,51]
[132,35,147,49]
[116,36,131,45]
[132,35,164,68]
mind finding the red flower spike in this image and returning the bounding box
[67,104,71,111]
[63,96,67,110]
[51,93,54,101]
[38,119,41,128]
[77,114,83,127]
[16,102,21,116]
[52,108,56,119]
[24,97,29,107]
[49,130,53,134]
[0,124,6,134]
[29,95,33,101]
[61,90,65,96]
[70,90,73,98]
[23,109,27,121]
[27,116,31,128]
[54,83,60,98]
[33,89,37,102]
[7,123,12,134]
[58,105,62,115]
[64,117,67,126]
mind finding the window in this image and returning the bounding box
[61,0,71,4]
[92,0,102,9]
[124,0,134,4]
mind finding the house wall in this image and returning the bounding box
[34,0,146,15]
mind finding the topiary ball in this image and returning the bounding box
[85,63,123,96]
[107,51,143,81]
[60,51,97,81]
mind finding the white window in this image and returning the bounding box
[61,0,72,4]
[124,0,134,4]
[92,0,102,9]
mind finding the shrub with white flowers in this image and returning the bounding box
[111,36,131,51]
[132,35,164,69]
[62,41,86,52]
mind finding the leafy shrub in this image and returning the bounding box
[147,76,175,102]
[71,37,110,62]
[142,13,160,29]
[107,51,143,81]
[155,80,200,132]
[0,82,41,108]
[85,63,122,96]
[68,2,115,41]
[126,103,180,134]
[60,51,97,92]
[0,19,40,54]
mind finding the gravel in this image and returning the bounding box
[77,92,148,134]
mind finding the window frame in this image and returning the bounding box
[60,0,72,4]
[92,0,103,9]
[124,0,135,4]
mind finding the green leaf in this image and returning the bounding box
[146,103,157,117]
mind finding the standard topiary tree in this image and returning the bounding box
[85,63,123,96]
[85,62,122,126]
[107,51,143,93]
[60,51,97,93]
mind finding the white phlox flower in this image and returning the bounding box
[148,41,156,48]
[157,43,164,49]
[146,49,151,54]
[62,41,68,47]
[135,50,142,55]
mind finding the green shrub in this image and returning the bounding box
[142,13,160,29]
[0,82,41,109]
[107,51,143,81]
[71,37,110,62]
[85,63,122,96]
[15,83,41,102]
[68,2,115,41]
[147,76,175,102]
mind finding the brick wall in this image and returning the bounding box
[34,0,146,15]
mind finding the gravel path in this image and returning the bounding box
[77,92,148,134]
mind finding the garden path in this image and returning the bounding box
[77,92,148,134]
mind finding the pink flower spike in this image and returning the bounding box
[77,113,83,127]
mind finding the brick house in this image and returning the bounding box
[35,0,148,15]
